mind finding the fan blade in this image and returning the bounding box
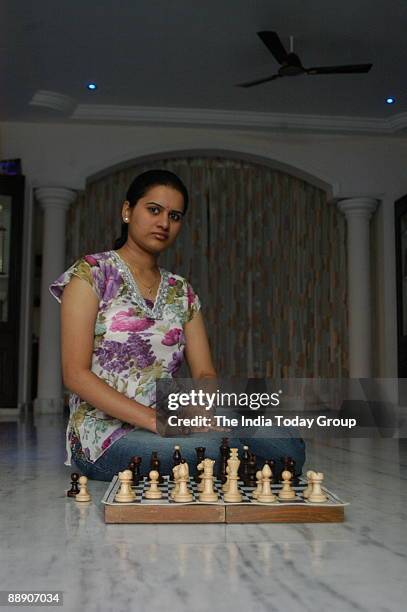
[237,74,280,88]
[307,63,372,75]
[257,31,288,65]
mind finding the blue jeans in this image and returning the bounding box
[72,430,306,482]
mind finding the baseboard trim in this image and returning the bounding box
[0,407,21,420]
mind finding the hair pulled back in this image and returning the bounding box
[113,169,189,249]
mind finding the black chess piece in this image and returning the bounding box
[218,437,229,483]
[150,451,158,470]
[172,445,182,467]
[67,473,80,497]
[245,451,258,487]
[170,445,182,482]
[171,445,182,481]
[279,455,298,484]
[128,461,135,485]
[130,456,142,485]
[239,445,251,480]
[195,447,206,483]
[150,451,164,483]
[287,457,300,486]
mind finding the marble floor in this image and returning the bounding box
[0,409,406,612]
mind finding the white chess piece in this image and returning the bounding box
[257,464,277,503]
[171,462,189,497]
[171,464,180,499]
[308,472,328,503]
[222,465,230,492]
[224,448,242,503]
[252,470,264,500]
[197,458,218,502]
[197,470,205,492]
[145,470,162,499]
[115,470,135,503]
[75,475,91,502]
[173,462,193,502]
[303,470,316,499]
[278,469,296,500]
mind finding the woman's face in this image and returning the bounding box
[123,185,185,255]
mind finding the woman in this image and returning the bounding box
[50,169,305,481]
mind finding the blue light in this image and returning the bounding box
[385,96,395,104]
[87,82,97,91]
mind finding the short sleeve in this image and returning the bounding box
[49,255,103,304]
[186,282,202,323]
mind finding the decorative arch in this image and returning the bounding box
[87,148,333,199]
[67,151,347,377]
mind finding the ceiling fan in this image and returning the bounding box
[238,31,372,87]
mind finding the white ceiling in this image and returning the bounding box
[2,0,407,127]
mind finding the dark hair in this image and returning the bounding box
[113,169,189,249]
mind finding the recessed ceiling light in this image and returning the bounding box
[385,96,395,104]
[87,82,97,91]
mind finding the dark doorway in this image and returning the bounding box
[0,175,25,408]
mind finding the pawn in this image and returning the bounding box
[257,464,277,503]
[75,475,91,502]
[252,470,263,499]
[303,470,316,499]
[67,473,80,497]
[115,470,135,503]
[308,472,328,503]
[279,456,294,483]
[145,470,163,499]
[278,469,296,500]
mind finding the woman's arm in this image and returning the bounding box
[183,311,231,432]
[183,311,217,379]
[61,276,157,433]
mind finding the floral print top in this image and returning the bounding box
[49,250,201,465]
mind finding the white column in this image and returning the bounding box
[338,197,378,377]
[34,187,76,414]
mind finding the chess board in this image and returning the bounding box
[102,476,348,524]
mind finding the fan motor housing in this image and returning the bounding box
[280,53,304,76]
